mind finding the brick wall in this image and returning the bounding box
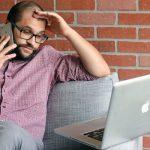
[0,0,150,149]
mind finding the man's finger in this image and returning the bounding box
[3,53,16,61]
[0,36,10,51]
[1,44,17,55]
[34,10,60,18]
[33,12,49,20]
[0,35,7,43]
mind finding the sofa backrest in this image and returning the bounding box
[43,73,119,150]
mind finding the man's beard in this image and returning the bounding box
[10,44,39,62]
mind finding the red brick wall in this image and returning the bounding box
[0,1,150,149]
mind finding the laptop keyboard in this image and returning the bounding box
[83,128,105,141]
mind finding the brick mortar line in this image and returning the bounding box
[54,0,56,11]
[101,52,138,56]
[136,54,140,67]
[138,26,150,28]
[110,66,117,69]
[94,39,150,41]
[94,26,97,38]
[115,40,118,53]
[74,12,77,25]
[48,37,109,40]
[109,66,150,69]
[64,51,150,56]
[136,27,139,39]
[1,23,150,28]
[137,54,150,56]
[115,12,118,25]
[96,25,150,27]
[95,0,98,11]
[136,0,139,11]
[111,66,141,70]
[78,25,150,28]
[69,25,98,27]
[60,50,150,56]
[95,39,150,42]
[48,38,150,44]
[1,23,150,29]
[0,11,9,13]
[54,10,150,13]
[1,10,150,13]
[101,52,150,55]
[49,37,150,41]
[71,25,150,28]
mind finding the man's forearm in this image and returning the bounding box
[65,28,110,77]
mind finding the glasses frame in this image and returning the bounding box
[11,22,49,44]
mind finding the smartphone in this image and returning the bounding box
[0,23,15,54]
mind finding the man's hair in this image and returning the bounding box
[7,1,44,23]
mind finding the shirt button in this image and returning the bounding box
[6,75,11,78]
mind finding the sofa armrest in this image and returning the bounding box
[43,73,119,150]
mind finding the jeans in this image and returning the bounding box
[0,120,44,150]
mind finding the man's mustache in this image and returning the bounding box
[17,44,35,51]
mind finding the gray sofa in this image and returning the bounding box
[43,73,142,150]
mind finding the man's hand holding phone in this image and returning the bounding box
[0,35,16,69]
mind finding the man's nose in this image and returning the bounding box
[26,36,36,46]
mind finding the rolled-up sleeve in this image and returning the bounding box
[54,54,99,82]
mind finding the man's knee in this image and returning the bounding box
[0,121,22,149]
[0,121,37,150]
[0,120,21,138]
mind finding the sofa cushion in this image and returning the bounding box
[43,73,119,150]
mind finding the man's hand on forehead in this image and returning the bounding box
[32,10,72,37]
[32,9,46,22]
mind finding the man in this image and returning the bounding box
[0,1,110,150]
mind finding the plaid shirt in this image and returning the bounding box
[0,45,97,139]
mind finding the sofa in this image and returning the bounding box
[43,73,142,150]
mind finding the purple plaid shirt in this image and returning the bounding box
[0,45,97,139]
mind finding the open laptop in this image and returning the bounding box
[55,75,150,149]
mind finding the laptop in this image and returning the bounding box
[55,75,150,149]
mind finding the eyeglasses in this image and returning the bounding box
[11,22,49,44]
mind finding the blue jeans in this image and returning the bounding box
[0,121,44,150]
